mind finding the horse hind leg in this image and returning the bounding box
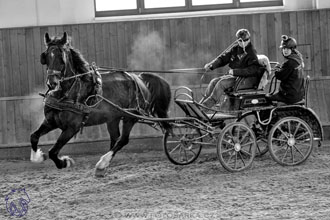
[95,118,137,177]
[30,119,56,163]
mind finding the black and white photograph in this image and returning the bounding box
[1,0,330,219]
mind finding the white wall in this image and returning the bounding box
[316,0,330,8]
[0,0,329,29]
[0,0,94,28]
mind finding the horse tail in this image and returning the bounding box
[139,72,172,132]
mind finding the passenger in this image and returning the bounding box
[200,28,264,109]
[267,35,305,104]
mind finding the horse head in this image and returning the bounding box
[40,32,96,102]
[41,32,72,91]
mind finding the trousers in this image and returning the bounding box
[201,75,236,108]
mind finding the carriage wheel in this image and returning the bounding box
[217,122,256,172]
[237,112,268,157]
[268,116,314,166]
[163,123,203,165]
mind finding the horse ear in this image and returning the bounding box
[60,32,68,45]
[44,33,51,45]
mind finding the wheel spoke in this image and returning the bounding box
[272,143,287,154]
[169,144,182,154]
[286,121,291,135]
[293,144,306,157]
[180,148,188,162]
[222,147,235,154]
[238,152,246,166]
[277,127,289,139]
[226,151,235,164]
[280,146,290,163]
[293,122,302,136]
[272,137,287,143]
[240,149,252,157]
[223,139,235,147]
[296,131,310,140]
[239,130,250,144]
[240,140,255,148]
[187,148,197,157]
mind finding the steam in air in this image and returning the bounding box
[128,31,213,71]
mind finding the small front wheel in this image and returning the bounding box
[217,122,257,172]
[236,111,268,157]
[163,123,203,165]
[268,116,314,166]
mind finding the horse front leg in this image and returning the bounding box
[95,118,137,177]
[106,118,121,150]
[49,127,79,169]
[30,119,56,163]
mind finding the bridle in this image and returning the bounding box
[44,45,94,101]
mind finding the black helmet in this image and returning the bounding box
[236,29,250,41]
[280,35,297,49]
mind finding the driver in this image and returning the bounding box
[200,28,264,109]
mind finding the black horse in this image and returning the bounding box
[30,32,172,176]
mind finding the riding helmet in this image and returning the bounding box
[280,35,297,49]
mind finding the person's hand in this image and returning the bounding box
[227,69,234,75]
[274,63,281,70]
[204,63,213,72]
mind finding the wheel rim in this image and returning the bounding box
[268,117,313,166]
[237,112,268,157]
[164,124,202,165]
[217,122,256,172]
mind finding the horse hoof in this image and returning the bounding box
[31,149,47,163]
[60,156,75,168]
[95,168,107,177]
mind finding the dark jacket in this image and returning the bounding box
[275,52,305,103]
[209,43,263,78]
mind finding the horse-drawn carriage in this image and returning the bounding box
[31,32,323,176]
[163,62,323,172]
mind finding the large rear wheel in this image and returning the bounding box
[217,122,257,172]
[268,117,314,166]
[163,123,203,165]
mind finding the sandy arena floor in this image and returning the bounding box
[1,142,330,220]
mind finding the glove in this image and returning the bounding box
[227,69,234,75]
[274,63,281,71]
[204,63,213,72]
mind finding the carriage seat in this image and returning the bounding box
[226,55,271,95]
[270,75,310,107]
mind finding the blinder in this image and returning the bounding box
[40,51,47,65]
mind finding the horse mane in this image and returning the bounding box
[68,47,90,73]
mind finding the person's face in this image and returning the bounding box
[282,47,292,57]
[238,38,250,48]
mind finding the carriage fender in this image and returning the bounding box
[273,105,323,141]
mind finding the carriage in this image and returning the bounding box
[161,62,323,172]
[33,32,323,176]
